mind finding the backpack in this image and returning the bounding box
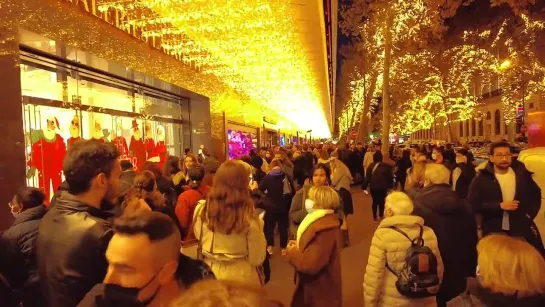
[282,176,293,196]
[385,225,440,298]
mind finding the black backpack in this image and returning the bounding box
[385,225,440,298]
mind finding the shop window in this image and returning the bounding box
[494,110,501,135]
[20,49,188,200]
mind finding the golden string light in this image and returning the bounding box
[97,0,331,137]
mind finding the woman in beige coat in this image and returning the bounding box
[364,192,444,307]
[193,161,267,287]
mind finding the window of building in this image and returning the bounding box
[479,119,484,136]
[494,110,501,135]
[459,121,463,137]
[486,111,491,120]
[471,119,476,136]
[465,120,469,137]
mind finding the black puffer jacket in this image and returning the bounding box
[259,169,294,214]
[413,184,478,302]
[37,192,115,307]
[0,205,46,307]
[362,162,394,191]
[468,160,542,250]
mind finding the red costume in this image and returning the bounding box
[145,138,157,159]
[67,137,82,151]
[156,140,167,168]
[129,136,146,171]
[112,136,129,157]
[28,134,66,201]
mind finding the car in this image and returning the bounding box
[518,147,545,246]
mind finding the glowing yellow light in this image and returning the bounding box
[500,59,511,70]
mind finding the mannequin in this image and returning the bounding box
[67,115,82,151]
[144,121,157,159]
[111,122,129,159]
[92,119,105,142]
[28,116,66,201]
[156,125,167,168]
[129,120,146,171]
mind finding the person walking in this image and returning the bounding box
[259,159,294,255]
[413,164,478,306]
[396,149,412,192]
[0,188,47,307]
[364,192,443,307]
[193,161,267,286]
[286,186,342,307]
[330,150,354,241]
[451,148,476,200]
[363,151,394,222]
[176,165,209,258]
[173,153,198,194]
[448,234,545,307]
[468,141,543,253]
[37,140,122,307]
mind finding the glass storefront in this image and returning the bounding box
[20,30,190,200]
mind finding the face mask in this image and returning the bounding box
[101,269,161,307]
[431,153,437,160]
[305,199,315,214]
[456,159,464,164]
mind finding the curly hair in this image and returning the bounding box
[122,170,165,215]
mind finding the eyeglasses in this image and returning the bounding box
[493,154,512,160]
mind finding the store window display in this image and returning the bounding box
[67,115,82,150]
[129,120,147,170]
[26,116,67,202]
[145,121,157,160]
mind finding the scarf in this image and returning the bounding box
[296,209,334,248]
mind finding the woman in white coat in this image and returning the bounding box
[193,160,267,287]
[364,192,444,307]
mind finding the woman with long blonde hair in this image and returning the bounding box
[193,161,267,286]
[405,161,427,198]
[448,234,545,306]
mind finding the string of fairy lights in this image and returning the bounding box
[97,0,331,137]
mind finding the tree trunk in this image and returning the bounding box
[357,72,378,143]
[381,10,393,157]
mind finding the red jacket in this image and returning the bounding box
[29,135,66,174]
[145,138,157,158]
[175,185,210,241]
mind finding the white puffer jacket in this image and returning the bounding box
[364,215,444,307]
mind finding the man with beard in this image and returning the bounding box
[92,120,105,142]
[468,141,543,254]
[37,140,122,307]
[67,115,83,151]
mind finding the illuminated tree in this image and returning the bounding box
[339,0,463,155]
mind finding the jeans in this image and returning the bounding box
[264,212,289,248]
[370,189,387,220]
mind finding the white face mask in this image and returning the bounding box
[305,199,315,214]
[431,153,437,160]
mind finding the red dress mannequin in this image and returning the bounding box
[67,115,82,151]
[144,122,157,159]
[28,116,66,202]
[111,123,129,159]
[156,125,167,168]
[129,120,146,170]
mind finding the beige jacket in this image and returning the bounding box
[364,215,444,307]
[193,201,267,286]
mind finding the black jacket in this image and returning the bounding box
[77,253,215,306]
[0,205,47,307]
[37,192,115,307]
[395,157,412,181]
[259,169,294,214]
[413,184,478,301]
[451,162,476,200]
[363,162,394,191]
[468,161,542,241]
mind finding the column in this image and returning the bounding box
[0,22,25,230]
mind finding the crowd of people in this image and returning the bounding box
[0,139,544,307]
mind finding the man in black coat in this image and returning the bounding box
[362,151,394,221]
[468,141,543,253]
[37,140,122,307]
[450,148,476,200]
[413,163,478,307]
[0,187,47,307]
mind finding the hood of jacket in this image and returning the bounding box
[12,205,46,227]
[467,277,545,307]
[297,210,339,249]
[415,184,466,215]
[378,215,425,229]
[268,168,285,178]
